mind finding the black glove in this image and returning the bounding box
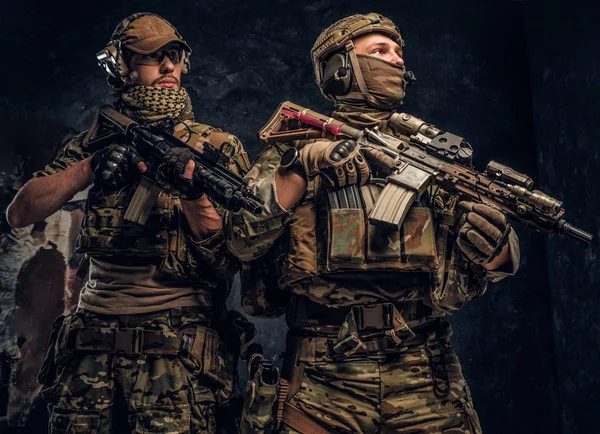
[457,201,510,265]
[91,145,143,190]
[156,148,204,200]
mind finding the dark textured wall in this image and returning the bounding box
[524,1,600,432]
[0,0,597,433]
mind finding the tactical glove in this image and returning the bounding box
[361,145,397,178]
[299,139,370,187]
[157,147,204,200]
[456,201,510,265]
[91,145,143,190]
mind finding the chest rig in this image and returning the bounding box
[282,148,446,289]
[250,105,473,315]
[76,121,230,279]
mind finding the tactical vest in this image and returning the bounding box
[76,122,234,280]
[240,124,483,316]
[280,122,447,289]
[280,131,465,311]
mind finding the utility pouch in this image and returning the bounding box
[327,185,366,266]
[39,312,84,404]
[401,207,438,265]
[188,327,236,399]
[325,184,438,271]
[37,315,66,387]
[328,208,366,263]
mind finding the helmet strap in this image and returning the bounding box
[345,41,369,95]
[339,41,386,108]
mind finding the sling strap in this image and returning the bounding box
[282,402,333,434]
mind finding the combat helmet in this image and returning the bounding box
[311,13,414,104]
[96,12,192,89]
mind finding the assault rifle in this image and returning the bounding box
[86,106,263,225]
[259,101,592,243]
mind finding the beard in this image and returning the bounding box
[150,74,181,89]
[127,71,181,89]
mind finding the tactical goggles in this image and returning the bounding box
[135,44,184,66]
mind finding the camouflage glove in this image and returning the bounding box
[157,147,204,200]
[91,144,143,190]
[299,139,370,187]
[457,201,510,265]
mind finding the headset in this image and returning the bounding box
[96,12,191,88]
[320,46,417,99]
[321,52,353,97]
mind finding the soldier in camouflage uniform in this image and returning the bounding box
[6,13,252,433]
[228,13,520,434]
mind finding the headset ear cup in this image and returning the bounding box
[97,42,129,88]
[112,44,130,79]
[321,52,352,97]
[181,51,190,74]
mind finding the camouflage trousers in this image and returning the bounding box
[283,321,482,434]
[40,308,217,433]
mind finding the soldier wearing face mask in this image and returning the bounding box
[228,13,519,434]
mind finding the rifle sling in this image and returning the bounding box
[282,402,333,434]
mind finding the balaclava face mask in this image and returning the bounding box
[355,54,407,110]
[333,54,407,130]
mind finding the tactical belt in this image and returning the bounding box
[287,295,433,330]
[66,327,196,355]
[289,318,447,363]
[93,255,164,267]
[291,334,406,363]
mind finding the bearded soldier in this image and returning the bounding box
[228,13,519,434]
[7,13,252,433]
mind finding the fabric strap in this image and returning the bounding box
[282,402,332,434]
[66,325,215,356]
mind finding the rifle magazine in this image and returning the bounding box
[124,177,162,225]
[368,183,416,230]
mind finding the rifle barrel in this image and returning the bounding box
[558,220,593,243]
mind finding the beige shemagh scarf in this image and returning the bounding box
[117,86,194,124]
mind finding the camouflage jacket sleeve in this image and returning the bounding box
[484,227,520,282]
[186,130,251,278]
[430,188,520,312]
[226,142,292,262]
[31,132,90,178]
[434,227,520,312]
